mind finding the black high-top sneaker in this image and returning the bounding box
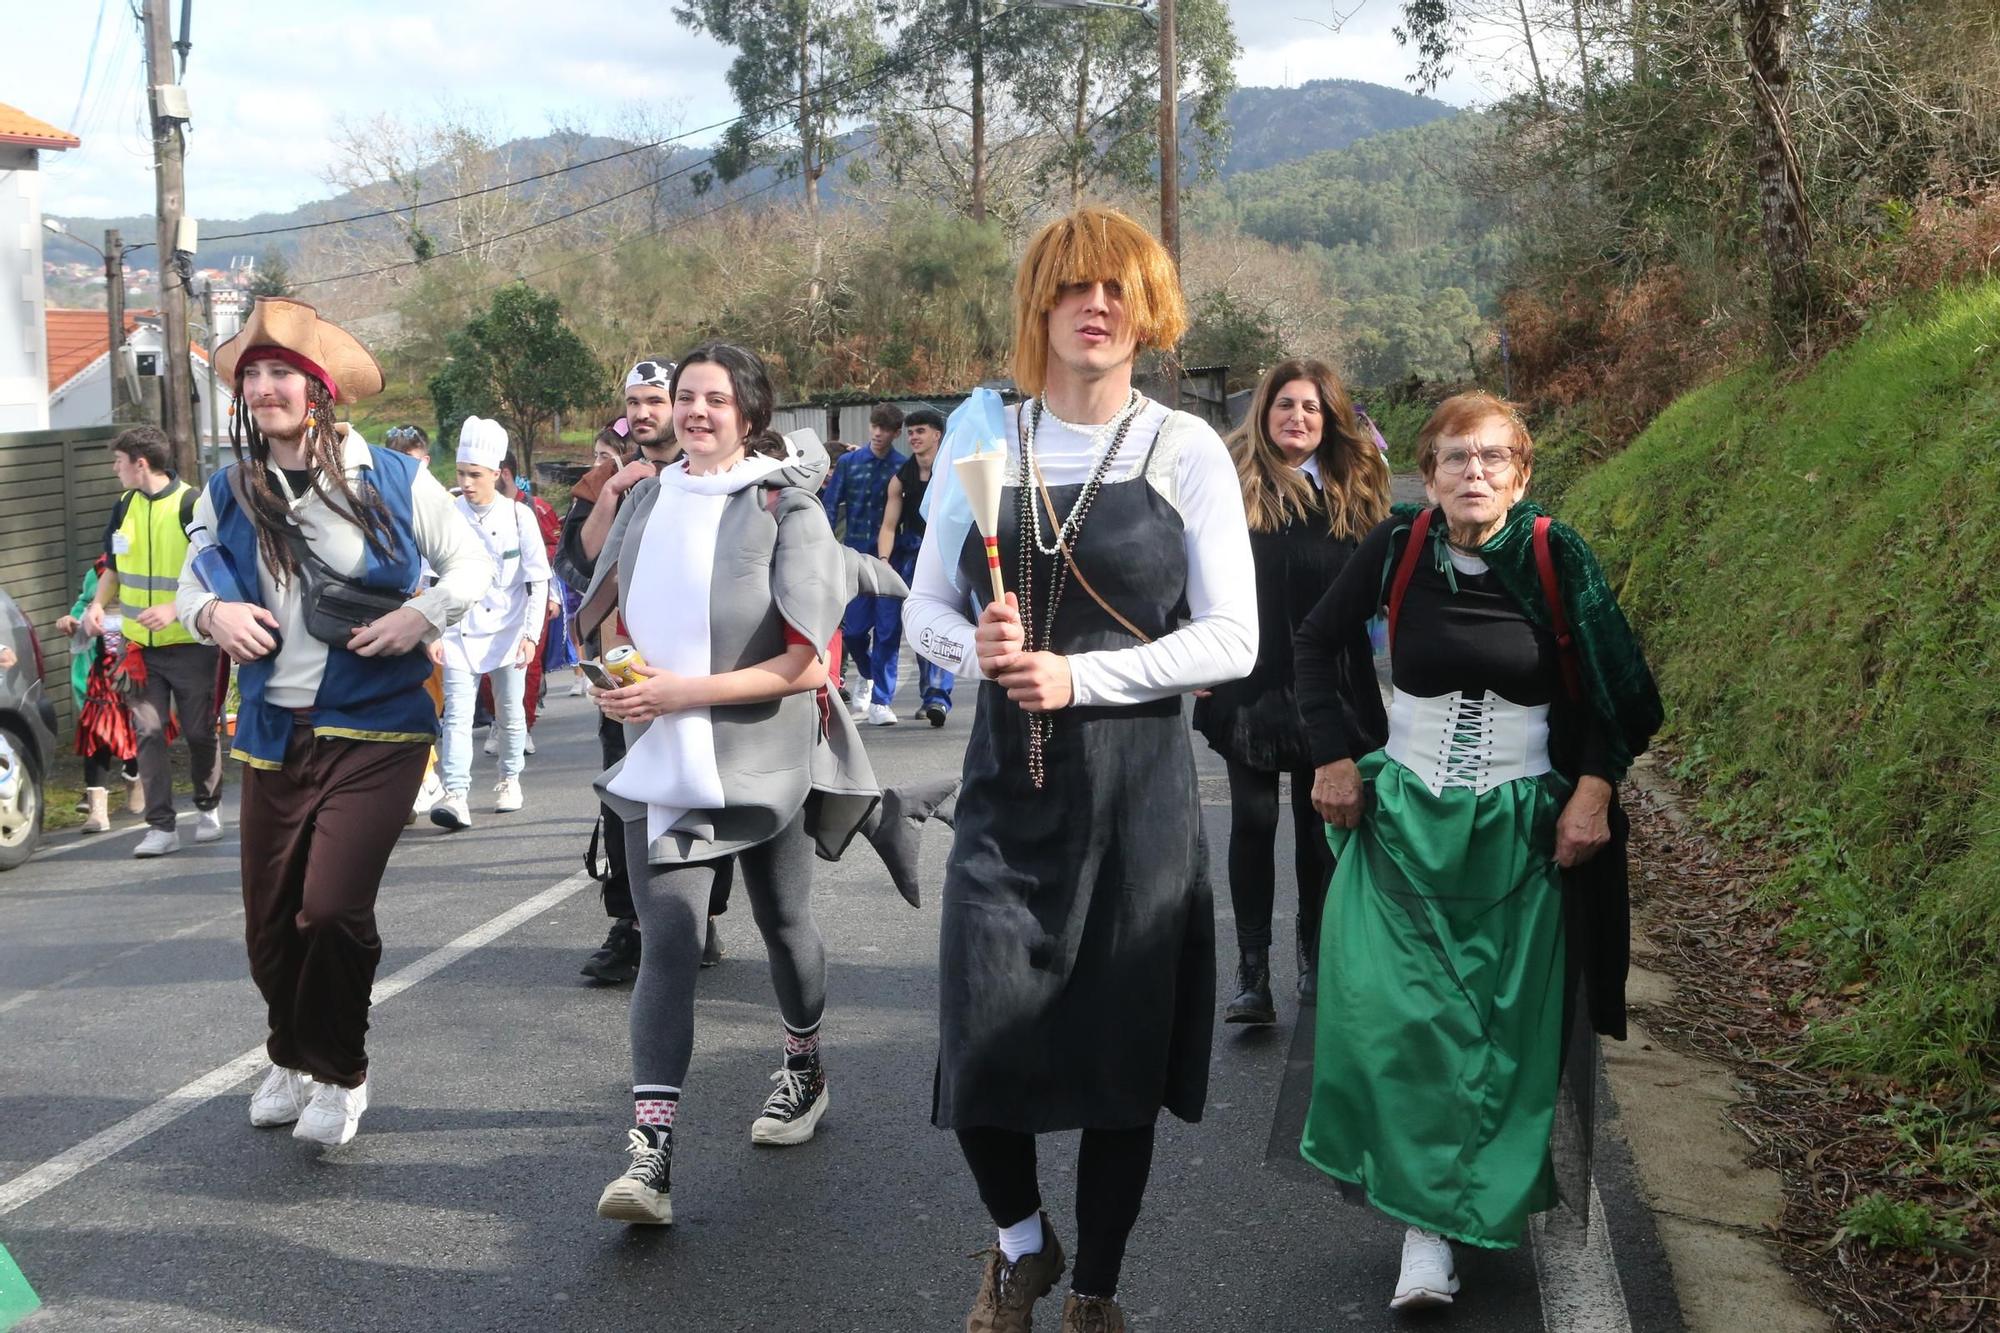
[580,919,642,985]
[596,1124,673,1225]
[750,1051,829,1146]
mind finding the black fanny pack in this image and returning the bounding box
[281,525,410,647]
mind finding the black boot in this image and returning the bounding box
[1224,947,1277,1025]
[701,916,724,968]
[581,918,642,985]
[1296,921,1320,1004]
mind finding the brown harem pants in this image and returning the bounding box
[240,722,428,1088]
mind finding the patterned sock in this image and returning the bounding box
[634,1087,679,1132]
[783,1021,821,1062]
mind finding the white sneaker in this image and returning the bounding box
[293,1078,369,1146]
[494,777,523,813]
[866,703,898,727]
[524,732,537,756]
[248,1064,313,1127]
[567,676,587,698]
[1390,1227,1460,1310]
[847,699,869,722]
[430,792,472,831]
[410,772,444,818]
[133,828,178,858]
[194,807,225,844]
[483,731,497,756]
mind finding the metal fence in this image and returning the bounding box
[0,427,125,732]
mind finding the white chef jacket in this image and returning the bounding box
[442,495,550,673]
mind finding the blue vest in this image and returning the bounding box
[210,447,437,769]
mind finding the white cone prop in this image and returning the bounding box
[954,449,1008,605]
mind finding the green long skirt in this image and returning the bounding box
[1298,749,1568,1249]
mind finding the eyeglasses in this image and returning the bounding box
[1434,446,1517,477]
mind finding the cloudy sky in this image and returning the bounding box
[13,0,1524,222]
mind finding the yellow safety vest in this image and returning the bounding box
[113,479,197,649]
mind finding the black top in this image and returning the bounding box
[1192,480,1364,772]
[1294,514,1612,780]
[279,467,315,497]
[894,456,930,547]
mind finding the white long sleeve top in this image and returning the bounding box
[176,426,495,709]
[903,397,1258,706]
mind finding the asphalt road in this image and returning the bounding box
[0,676,1681,1332]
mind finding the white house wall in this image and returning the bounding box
[0,144,51,431]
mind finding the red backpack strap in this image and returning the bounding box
[1385,507,1434,652]
[1533,515,1584,702]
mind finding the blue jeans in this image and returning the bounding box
[441,661,525,795]
[841,564,905,708]
[891,549,953,711]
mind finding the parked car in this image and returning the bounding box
[0,587,58,871]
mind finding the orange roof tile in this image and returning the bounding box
[0,102,79,150]
[45,308,211,395]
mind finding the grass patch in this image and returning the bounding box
[1562,281,2000,1094]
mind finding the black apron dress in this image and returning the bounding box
[933,435,1216,1133]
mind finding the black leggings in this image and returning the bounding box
[956,1125,1157,1298]
[1223,759,1333,954]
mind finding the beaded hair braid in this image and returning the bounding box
[228,374,398,585]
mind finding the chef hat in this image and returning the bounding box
[625,358,675,391]
[456,415,509,470]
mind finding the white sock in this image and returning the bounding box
[997,1212,1044,1263]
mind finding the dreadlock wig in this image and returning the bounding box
[228,371,398,586]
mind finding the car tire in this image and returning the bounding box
[0,723,44,871]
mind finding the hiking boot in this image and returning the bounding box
[700,916,723,968]
[1059,1293,1126,1333]
[596,1125,673,1225]
[1390,1226,1459,1309]
[750,1052,828,1146]
[966,1217,1066,1333]
[580,919,641,985]
[1224,947,1276,1025]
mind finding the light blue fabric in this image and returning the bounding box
[440,662,526,795]
[922,388,1009,594]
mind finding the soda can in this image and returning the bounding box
[603,645,647,685]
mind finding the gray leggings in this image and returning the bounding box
[627,809,826,1092]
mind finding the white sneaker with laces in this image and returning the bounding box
[194,807,225,844]
[248,1064,313,1127]
[494,778,524,813]
[1390,1227,1460,1310]
[866,703,898,727]
[524,732,537,756]
[483,731,497,756]
[294,1077,369,1146]
[430,792,472,831]
[133,828,178,858]
[410,772,444,818]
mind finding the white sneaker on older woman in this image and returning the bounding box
[1390,1227,1459,1309]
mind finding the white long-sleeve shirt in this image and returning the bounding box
[176,426,494,709]
[903,397,1257,706]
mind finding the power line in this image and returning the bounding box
[209,0,1036,245]
[67,0,112,131]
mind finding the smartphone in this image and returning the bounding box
[579,659,621,692]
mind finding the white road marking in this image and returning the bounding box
[0,871,592,1218]
[1532,1181,1635,1332]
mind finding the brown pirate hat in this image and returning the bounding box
[214,297,384,402]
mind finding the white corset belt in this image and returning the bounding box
[1384,688,1552,797]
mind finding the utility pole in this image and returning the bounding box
[1157,0,1182,411]
[142,0,197,477]
[201,282,220,472]
[104,229,129,422]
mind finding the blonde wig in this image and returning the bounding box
[1231,358,1391,542]
[1011,206,1189,396]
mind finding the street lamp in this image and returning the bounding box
[44,218,138,420]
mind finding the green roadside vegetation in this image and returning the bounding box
[1562,280,2000,1228]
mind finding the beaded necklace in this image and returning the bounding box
[1015,394,1144,788]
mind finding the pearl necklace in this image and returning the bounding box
[1021,389,1143,557]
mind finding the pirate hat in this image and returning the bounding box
[215,297,384,402]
